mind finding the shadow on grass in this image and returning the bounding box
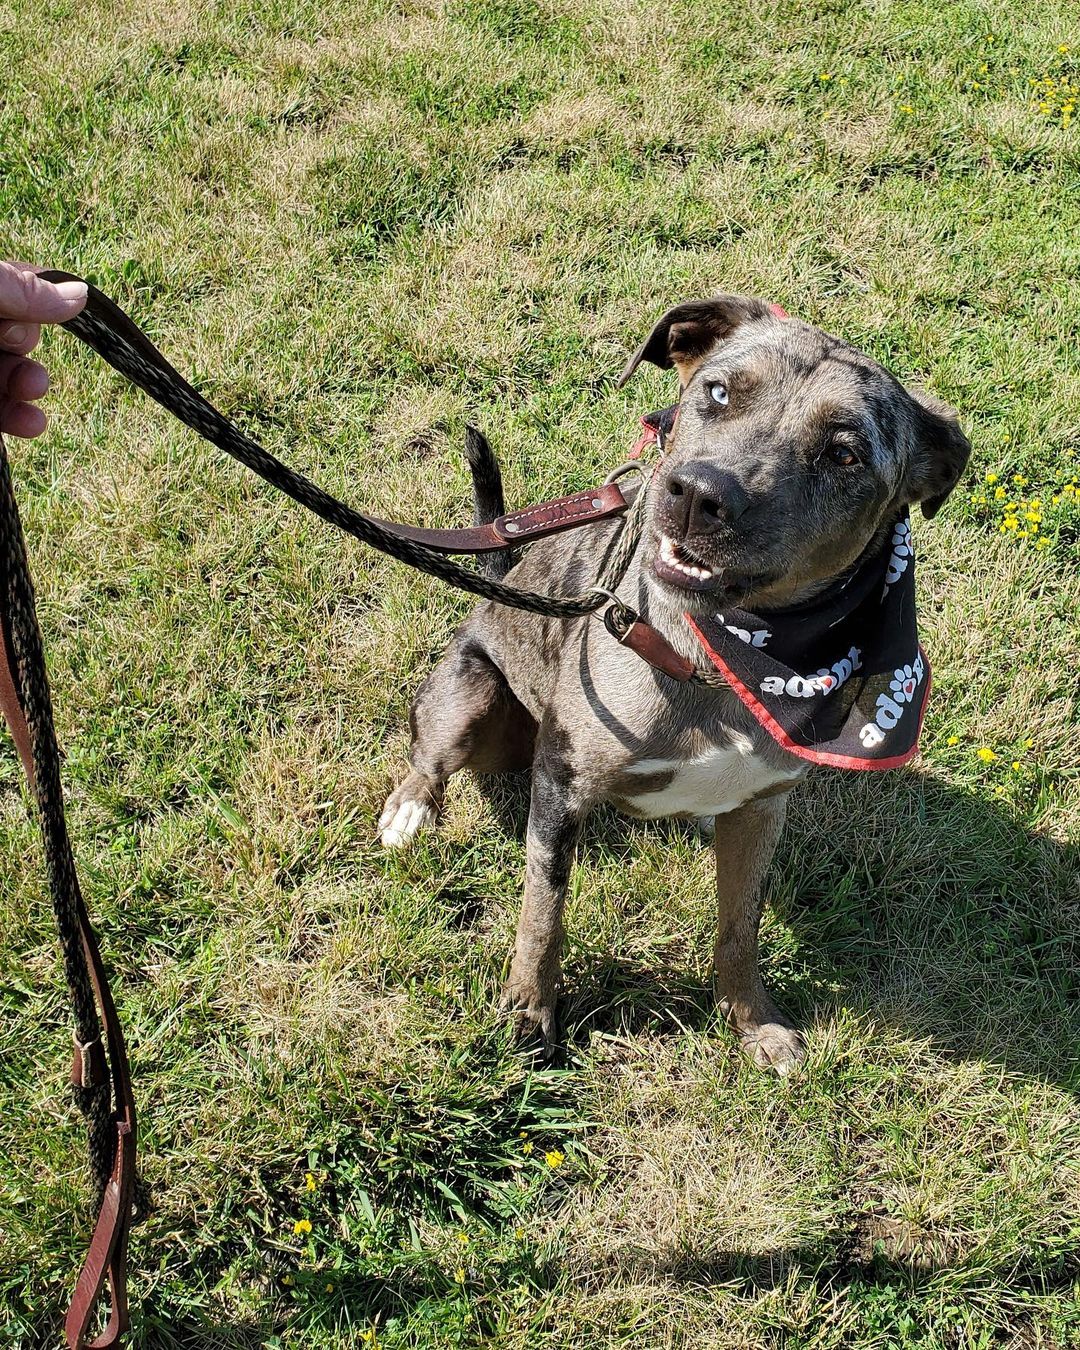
[478,765,1080,1092]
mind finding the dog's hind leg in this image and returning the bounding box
[379,633,535,848]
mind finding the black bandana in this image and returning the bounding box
[638,408,929,770]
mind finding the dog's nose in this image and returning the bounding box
[665,462,750,534]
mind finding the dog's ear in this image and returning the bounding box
[617,295,772,389]
[904,388,972,520]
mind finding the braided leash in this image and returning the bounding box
[0,428,136,1350]
[3,273,711,1348]
[41,272,646,621]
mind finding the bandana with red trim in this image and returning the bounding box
[637,406,928,770]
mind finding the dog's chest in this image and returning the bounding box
[612,736,803,819]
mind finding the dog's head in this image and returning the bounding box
[619,296,970,613]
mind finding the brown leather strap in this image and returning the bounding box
[616,618,697,682]
[64,914,135,1350]
[366,481,630,553]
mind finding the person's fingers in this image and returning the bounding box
[0,263,87,325]
[0,400,47,438]
[0,352,49,402]
[0,320,42,355]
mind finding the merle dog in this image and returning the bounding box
[378,296,970,1073]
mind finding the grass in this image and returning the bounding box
[1,0,1079,1344]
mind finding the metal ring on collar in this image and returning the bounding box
[604,460,648,486]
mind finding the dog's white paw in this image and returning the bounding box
[378,796,438,848]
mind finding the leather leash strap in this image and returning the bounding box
[0,430,136,1349]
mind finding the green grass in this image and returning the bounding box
[2,0,1079,1345]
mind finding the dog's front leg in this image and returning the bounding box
[712,793,805,1076]
[501,737,584,1054]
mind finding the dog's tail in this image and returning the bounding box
[464,424,512,579]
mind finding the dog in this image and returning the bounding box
[378,295,970,1073]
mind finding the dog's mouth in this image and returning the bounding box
[649,533,778,602]
[653,533,717,590]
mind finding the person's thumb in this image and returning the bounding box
[0,263,87,324]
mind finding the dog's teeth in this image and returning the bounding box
[658,535,713,583]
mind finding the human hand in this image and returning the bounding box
[0,263,87,438]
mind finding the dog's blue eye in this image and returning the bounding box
[708,382,729,406]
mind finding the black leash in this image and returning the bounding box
[39,271,637,620]
[4,272,702,1348]
[0,426,137,1349]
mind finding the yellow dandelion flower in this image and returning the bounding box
[900,104,914,114]
[947,735,960,746]
[305,1172,317,1192]
[326,1282,335,1293]
[1036,537,1052,549]
[293,1219,312,1236]
[453,1267,466,1284]
[1013,474,1028,485]
[515,1227,526,1240]
[1011,761,1021,771]
[544,1149,566,1169]
[521,1141,534,1155]
[985,471,999,483]
[1059,45,1070,54]
[457,1233,470,1246]
[1025,738,1035,748]
[994,486,1006,499]
[976,747,997,763]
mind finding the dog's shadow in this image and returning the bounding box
[476,767,1080,1091]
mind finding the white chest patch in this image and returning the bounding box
[618,736,802,819]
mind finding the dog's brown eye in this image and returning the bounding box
[827,441,862,467]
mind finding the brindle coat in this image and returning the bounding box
[379,297,970,1073]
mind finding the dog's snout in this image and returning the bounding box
[665,462,750,534]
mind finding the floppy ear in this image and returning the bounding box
[904,388,972,520]
[617,295,773,390]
